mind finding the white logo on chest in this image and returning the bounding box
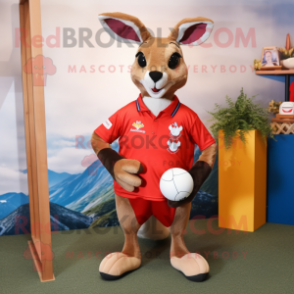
[167,122,183,154]
[169,122,183,139]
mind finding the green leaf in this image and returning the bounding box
[208,88,273,149]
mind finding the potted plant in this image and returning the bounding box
[209,88,273,232]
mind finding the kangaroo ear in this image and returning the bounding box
[169,17,214,46]
[98,12,151,44]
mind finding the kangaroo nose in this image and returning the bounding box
[149,71,163,83]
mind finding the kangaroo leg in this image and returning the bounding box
[137,215,170,240]
[170,202,209,282]
[99,194,141,280]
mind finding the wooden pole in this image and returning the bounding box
[19,0,54,282]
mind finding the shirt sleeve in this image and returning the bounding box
[94,109,124,144]
[189,114,216,151]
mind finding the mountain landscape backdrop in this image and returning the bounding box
[0,146,218,236]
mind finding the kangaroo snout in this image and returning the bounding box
[140,70,169,98]
[149,71,163,83]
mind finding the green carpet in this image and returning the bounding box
[1,219,294,294]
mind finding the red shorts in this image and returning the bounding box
[128,198,176,227]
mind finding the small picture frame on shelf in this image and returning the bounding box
[261,47,282,70]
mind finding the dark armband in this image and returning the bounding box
[188,161,212,197]
[97,148,124,180]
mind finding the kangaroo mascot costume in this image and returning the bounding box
[91,12,217,282]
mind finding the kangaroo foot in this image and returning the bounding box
[99,252,141,280]
[170,253,209,282]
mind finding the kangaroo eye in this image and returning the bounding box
[136,51,146,68]
[168,52,182,69]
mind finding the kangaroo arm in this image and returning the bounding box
[91,132,122,180]
[198,143,217,168]
[91,131,143,192]
[168,143,217,208]
[91,132,110,155]
[189,142,217,195]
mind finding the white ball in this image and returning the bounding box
[159,168,194,201]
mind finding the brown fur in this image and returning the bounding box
[169,17,214,40]
[91,132,143,192]
[199,143,217,168]
[99,12,151,42]
[131,37,187,100]
[96,13,215,281]
[91,132,110,155]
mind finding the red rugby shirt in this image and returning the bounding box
[95,94,215,201]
